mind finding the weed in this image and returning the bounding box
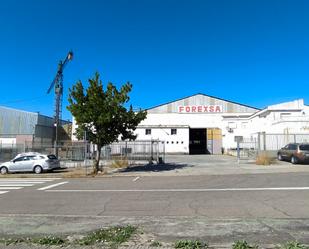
[256,152,275,165]
[31,236,66,246]
[77,225,136,246]
[232,240,258,249]
[0,238,27,245]
[280,241,309,249]
[174,239,208,249]
[150,240,162,247]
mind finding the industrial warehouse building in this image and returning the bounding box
[71,93,309,155]
[134,93,309,154]
[0,106,70,147]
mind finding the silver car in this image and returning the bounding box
[0,152,60,174]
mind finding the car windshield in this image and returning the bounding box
[47,155,57,160]
[299,144,309,151]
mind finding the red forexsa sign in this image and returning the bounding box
[178,105,222,113]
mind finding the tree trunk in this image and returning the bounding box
[93,145,102,174]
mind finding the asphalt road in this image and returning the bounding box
[1,173,309,218]
[1,173,309,245]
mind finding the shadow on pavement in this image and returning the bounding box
[120,163,190,173]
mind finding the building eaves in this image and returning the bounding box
[138,125,190,128]
[250,108,302,119]
[0,105,38,116]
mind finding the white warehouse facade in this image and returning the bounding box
[134,93,309,154]
[72,93,309,154]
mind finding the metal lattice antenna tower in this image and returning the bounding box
[47,51,73,157]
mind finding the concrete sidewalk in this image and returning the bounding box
[0,215,309,248]
[112,154,309,176]
[2,155,309,179]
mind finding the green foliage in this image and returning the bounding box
[0,238,27,245]
[232,240,258,249]
[31,236,66,246]
[280,241,309,249]
[174,239,208,249]
[0,236,65,246]
[77,225,136,246]
[67,72,147,172]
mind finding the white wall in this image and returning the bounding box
[136,127,189,153]
[136,112,252,152]
[72,118,78,141]
[222,100,308,143]
[0,138,16,147]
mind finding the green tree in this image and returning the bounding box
[67,72,147,173]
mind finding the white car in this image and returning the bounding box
[0,152,60,174]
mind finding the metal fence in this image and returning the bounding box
[258,133,309,151]
[0,140,165,163]
[238,137,259,159]
[238,133,309,159]
[102,140,165,162]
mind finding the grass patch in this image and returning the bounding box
[256,152,276,166]
[0,236,65,246]
[77,225,136,246]
[0,238,28,246]
[279,241,309,249]
[233,240,258,249]
[174,239,208,249]
[0,226,136,247]
[31,236,66,246]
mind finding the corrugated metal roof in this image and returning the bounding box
[147,93,260,114]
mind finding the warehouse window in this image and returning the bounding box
[145,129,151,135]
[280,113,291,119]
[171,129,177,135]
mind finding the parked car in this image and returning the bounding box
[0,152,60,175]
[277,143,309,164]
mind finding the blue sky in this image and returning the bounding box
[0,0,309,120]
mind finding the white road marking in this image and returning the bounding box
[0,178,62,195]
[132,177,140,182]
[0,184,34,187]
[0,181,46,184]
[0,178,60,181]
[0,187,23,190]
[38,181,68,191]
[46,186,309,193]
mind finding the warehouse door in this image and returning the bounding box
[207,128,222,154]
[189,128,207,154]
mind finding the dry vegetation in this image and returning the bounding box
[110,159,129,169]
[256,152,276,166]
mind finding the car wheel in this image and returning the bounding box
[291,156,298,164]
[0,167,8,175]
[278,154,283,161]
[34,165,43,174]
